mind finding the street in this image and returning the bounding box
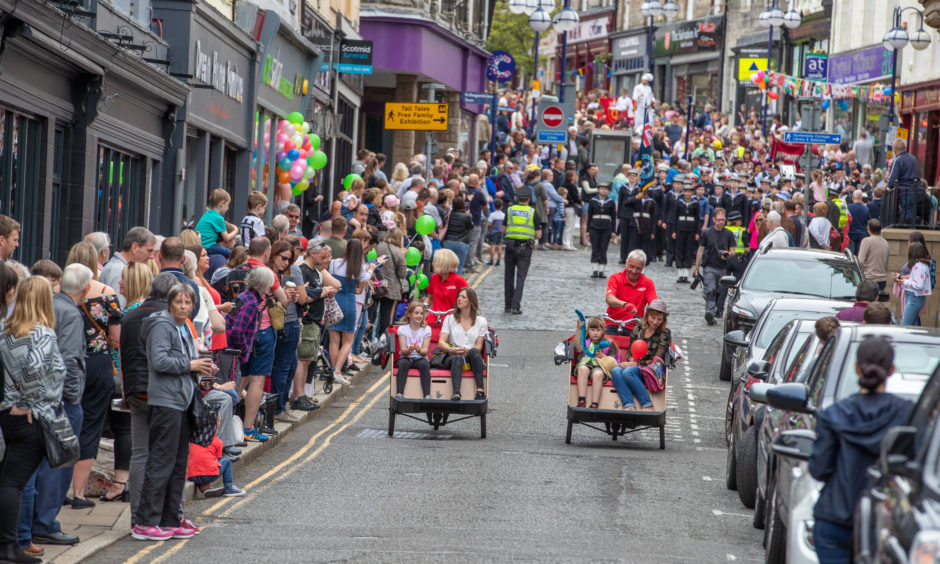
[96,246,764,563]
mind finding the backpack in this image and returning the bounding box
[217,263,253,304]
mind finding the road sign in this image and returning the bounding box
[461,92,496,106]
[738,58,768,81]
[536,130,567,143]
[541,105,564,129]
[384,103,449,131]
[783,131,842,145]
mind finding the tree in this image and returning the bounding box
[485,0,534,85]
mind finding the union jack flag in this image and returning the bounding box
[642,122,652,150]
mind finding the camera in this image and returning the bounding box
[690,272,704,290]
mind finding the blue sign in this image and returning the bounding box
[486,50,516,83]
[804,54,827,80]
[320,63,373,74]
[462,92,497,105]
[536,130,567,143]
[783,131,843,145]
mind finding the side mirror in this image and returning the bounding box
[747,360,771,381]
[748,382,773,404]
[765,383,815,414]
[719,275,738,289]
[724,330,748,349]
[880,426,920,478]
[772,428,817,461]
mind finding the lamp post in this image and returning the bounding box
[883,6,932,127]
[758,1,801,138]
[638,1,676,143]
[553,1,579,104]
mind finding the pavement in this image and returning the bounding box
[54,242,766,563]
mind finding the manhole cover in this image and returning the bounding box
[355,429,452,440]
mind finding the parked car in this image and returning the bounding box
[853,363,940,563]
[753,325,940,564]
[718,248,861,381]
[724,299,851,506]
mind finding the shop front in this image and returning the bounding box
[827,44,893,164]
[609,28,648,96]
[557,8,614,94]
[901,83,940,186]
[652,15,725,109]
[783,11,830,130]
[154,0,257,233]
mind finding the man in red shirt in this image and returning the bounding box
[605,249,657,333]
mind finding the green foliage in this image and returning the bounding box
[485,0,535,81]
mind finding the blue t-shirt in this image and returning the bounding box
[196,208,226,248]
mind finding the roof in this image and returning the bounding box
[842,325,940,343]
[757,248,855,263]
[767,297,855,312]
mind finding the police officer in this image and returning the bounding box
[503,185,541,315]
[588,182,617,278]
[617,168,641,263]
[827,187,848,230]
[693,207,737,325]
[721,210,749,314]
[671,178,701,282]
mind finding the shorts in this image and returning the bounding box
[485,232,504,245]
[243,327,276,377]
[297,322,321,361]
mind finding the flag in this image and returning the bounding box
[642,122,652,151]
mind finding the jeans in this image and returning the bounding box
[190,457,233,489]
[902,290,926,326]
[703,266,727,316]
[0,410,45,545]
[352,306,369,356]
[203,390,235,447]
[813,519,852,564]
[206,243,232,258]
[127,397,149,526]
[18,401,82,546]
[272,321,301,413]
[552,218,565,245]
[442,240,469,275]
[610,365,653,408]
[447,347,485,393]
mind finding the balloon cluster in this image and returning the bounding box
[272,112,327,197]
[749,70,767,91]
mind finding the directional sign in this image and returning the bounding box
[461,92,497,106]
[783,131,842,145]
[738,58,768,81]
[384,103,449,131]
[536,130,567,143]
[541,105,564,129]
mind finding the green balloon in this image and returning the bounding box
[408,273,416,286]
[415,215,436,236]
[309,134,321,150]
[405,247,421,267]
[287,111,304,125]
[367,249,377,261]
[344,173,362,192]
[311,150,328,170]
[291,185,304,197]
[416,273,429,290]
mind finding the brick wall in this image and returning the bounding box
[884,228,939,327]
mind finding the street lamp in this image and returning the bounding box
[526,1,564,126]
[882,6,932,126]
[640,1,677,78]
[556,0,579,105]
[508,0,528,15]
[759,0,801,137]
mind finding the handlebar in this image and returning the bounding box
[601,315,642,328]
[427,309,454,324]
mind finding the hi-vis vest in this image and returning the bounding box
[505,204,536,240]
[831,198,848,228]
[726,226,747,254]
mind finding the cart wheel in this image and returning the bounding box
[323,380,333,395]
[659,425,666,450]
[565,419,574,444]
[480,414,486,439]
[388,409,396,437]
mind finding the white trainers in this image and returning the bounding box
[333,373,351,386]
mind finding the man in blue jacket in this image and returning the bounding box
[886,139,921,224]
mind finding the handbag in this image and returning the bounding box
[37,402,80,468]
[892,279,904,298]
[188,379,220,448]
[639,356,667,393]
[429,346,450,370]
[267,296,286,331]
[322,296,344,327]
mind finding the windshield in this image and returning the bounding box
[742,259,860,299]
[837,342,940,401]
[756,307,846,349]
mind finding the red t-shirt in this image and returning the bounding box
[426,272,468,323]
[248,258,280,291]
[204,281,227,350]
[605,271,657,321]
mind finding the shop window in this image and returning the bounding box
[0,109,44,265]
[95,146,145,250]
[50,128,64,263]
[223,144,238,221]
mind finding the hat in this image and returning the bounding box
[642,72,654,82]
[727,211,742,221]
[626,168,639,175]
[516,185,534,201]
[729,173,741,182]
[646,299,669,316]
[760,176,771,184]
[794,172,805,179]
[656,163,669,172]
[401,200,418,211]
[778,191,791,201]
[595,354,619,379]
[383,195,400,208]
[682,182,695,190]
[713,179,724,187]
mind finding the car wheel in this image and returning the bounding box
[725,387,735,445]
[726,428,737,491]
[764,481,786,564]
[719,342,732,381]
[752,486,765,529]
[736,426,758,509]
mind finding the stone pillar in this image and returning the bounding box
[392,74,418,166]
[435,90,461,157]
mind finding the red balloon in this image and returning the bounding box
[630,339,648,360]
[768,91,779,100]
[283,140,296,152]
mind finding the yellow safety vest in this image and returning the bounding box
[505,204,536,240]
[831,198,848,228]
[726,226,748,254]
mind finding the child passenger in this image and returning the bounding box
[394,301,433,400]
[610,299,671,411]
[574,316,620,409]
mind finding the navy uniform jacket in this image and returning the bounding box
[637,197,657,234]
[618,184,641,219]
[671,199,701,233]
[587,196,616,230]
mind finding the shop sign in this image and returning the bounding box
[653,16,723,57]
[336,39,373,74]
[914,86,940,110]
[567,15,610,44]
[301,0,333,49]
[194,40,245,102]
[262,55,300,100]
[804,53,827,80]
[827,45,891,84]
[614,35,643,58]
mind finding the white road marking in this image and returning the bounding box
[712,509,752,518]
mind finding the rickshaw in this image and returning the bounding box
[556,313,681,449]
[385,309,497,438]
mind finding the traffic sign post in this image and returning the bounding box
[782,131,842,145]
[384,102,449,131]
[540,105,564,129]
[536,130,567,143]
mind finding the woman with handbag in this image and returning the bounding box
[133,284,215,541]
[65,242,124,510]
[268,241,305,423]
[0,276,67,564]
[437,288,488,401]
[373,228,407,344]
[609,299,671,411]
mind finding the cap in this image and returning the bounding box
[760,176,771,184]
[727,211,742,221]
[656,163,669,172]
[626,167,639,175]
[729,173,741,182]
[794,172,806,179]
[713,179,724,187]
[402,200,418,211]
[646,299,669,316]
[383,195,400,208]
[515,185,534,201]
[778,191,791,201]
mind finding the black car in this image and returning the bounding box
[755,326,940,564]
[854,363,940,563]
[718,248,861,381]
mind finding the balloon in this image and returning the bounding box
[821,99,831,110]
[344,173,362,192]
[416,273,429,290]
[287,111,304,125]
[311,150,328,170]
[291,185,304,196]
[883,87,892,95]
[309,134,321,150]
[279,158,292,171]
[283,140,296,152]
[304,167,316,179]
[415,215,436,236]
[405,247,421,267]
[756,70,765,80]
[758,79,766,91]
[768,91,779,100]
[275,151,286,161]
[290,165,305,181]
[291,134,303,146]
[286,148,299,161]
[750,72,759,83]
[367,249,377,261]
[630,339,648,361]
[408,273,416,286]
[277,169,291,184]
[302,122,311,134]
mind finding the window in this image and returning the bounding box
[95,146,145,248]
[836,342,940,401]
[50,128,64,263]
[0,109,44,265]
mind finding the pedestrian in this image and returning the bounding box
[852,130,875,169]
[326,239,380,384]
[867,187,884,220]
[84,232,110,273]
[195,188,238,260]
[440,196,473,275]
[809,335,913,563]
[587,183,616,279]
[671,179,701,282]
[857,219,889,290]
[0,214,20,260]
[464,174,485,270]
[503,185,540,315]
[0,276,66,564]
[759,211,791,251]
[887,139,922,224]
[662,176,683,267]
[895,242,932,326]
[293,242,340,409]
[239,191,268,246]
[99,227,157,308]
[562,170,581,251]
[808,202,833,250]
[637,188,658,263]
[486,199,506,265]
[268,241,304,424]
[157,238,202,319]
[693,208,736,326]
[847,190,870,254]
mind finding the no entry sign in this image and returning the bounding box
[541,105,564,129]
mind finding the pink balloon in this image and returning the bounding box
[290,165,305,180]
[756,70,765,80]
[277,133,289,144]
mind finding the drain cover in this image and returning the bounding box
[356,429,452,440]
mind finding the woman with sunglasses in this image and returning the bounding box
[268,241,306,423]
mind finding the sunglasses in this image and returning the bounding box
[278,254,291,261]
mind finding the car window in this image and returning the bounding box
[756,308,846,349]
[836,342,940,401]
[761,323,792,364]
[911,371,940,430]
[785,335,821,384]
[807,338,836,406]
[784,332,812,373]
[741,258,860,299]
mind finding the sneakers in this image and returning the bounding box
[486,260,494,265]
[131,525,174,541]
[291,396,319,411]
[393,393,404,400]
[424,394,433,400]
[224,486,246,497]
[243,427,269,442]
[450,393,461,401]
[274,412,300,423]
[171,525,198,539]
[180,517,200,535]
[198,484,225,498]
[704,311,716,326]
[474,391,486,400]
[333,373,351,386]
